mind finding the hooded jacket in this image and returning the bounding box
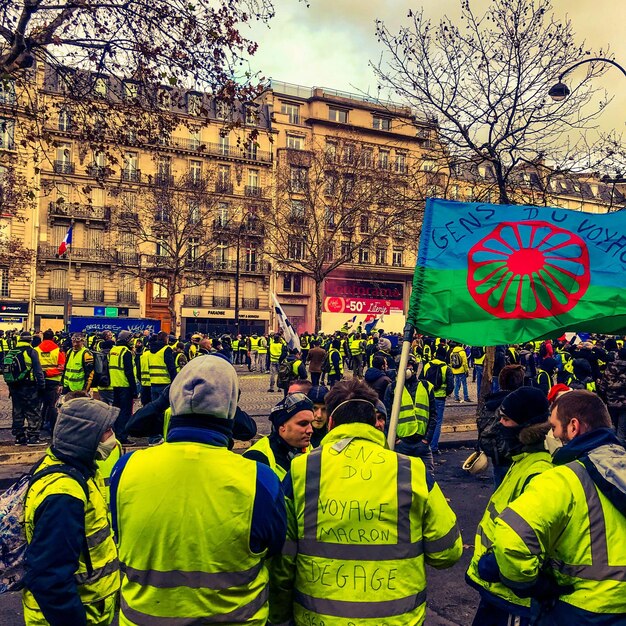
[364,366,392,401]
[597,359,626,409]
[36,339,66,380]
[149,339,177,381]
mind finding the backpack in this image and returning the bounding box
[2,347,30,385]
[450,350,462,369]
[321,353,331,374]
[424,362,443,389]
[277,360,295,389]
[91,350,110,388]
[0,461,90,594]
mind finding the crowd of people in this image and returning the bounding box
[2,324,626,625]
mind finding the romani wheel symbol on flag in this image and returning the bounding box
[467,220,590,319]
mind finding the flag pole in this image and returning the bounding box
[63,221,73,332]
[387,322,414,450]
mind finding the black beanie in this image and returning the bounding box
[500,387,549,425]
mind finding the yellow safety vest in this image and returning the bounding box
[277,423,462,626]
[109,345,130,388]
[148,346,171,385]
[140,350,151,387]
[35,347,62,382]
[328,348,343,375]
[257,338,268,355]
[269,342,283,363]
[188,343,199,360]
[23,453,120,623]
[246,436,287,480]
[96,441,123,508]
[174,352,186,373]
[249,336,260,350]
[116,443,270,625]
[64,347,88,391]
[349,338,363,356]
[397,381,432,438]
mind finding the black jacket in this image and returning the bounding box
[364,367,392,401]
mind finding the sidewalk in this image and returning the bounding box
[0,368,478,464]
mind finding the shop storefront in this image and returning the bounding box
[35,303,142,333]
[0,301,29,332]
[321,278,408,333]
[181,307,269,338]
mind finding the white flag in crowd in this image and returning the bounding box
[271,292,301,351]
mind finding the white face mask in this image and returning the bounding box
[406,368,415,379]
[544,428,564,456]
[96,434,118,461]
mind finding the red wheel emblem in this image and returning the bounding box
[467,221,590,319]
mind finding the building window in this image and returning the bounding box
[0,119,15,150]
[282,273,302,293]
[55,142,72,172]
[247,169,259,190]
[290,166,308,192]
[244,243,257,271]
[58,109,72,132]
[324,243,334,262]
[359,248,370,264]
[373,116,391,131]
[217,165,231,193]
[361,147,374,167]
[360,215,369,234]
[344,143,356,164]
[325,172,337,196]
[156,238,168,256]
[189,129,201,150]
[422,159,435,172]
[395,151,407,174]
[93,76,108,98]
[329,107,348,123]
[245,106,258,126]
[0,80,16,105]
[286,134,303,150]
[153,282,168,300]
[378,149,389,170]
[156,157,172,185]
[290,200,306,221]
[216,239,229,265]
[376,247,387,265]
[123,81,138,100]
[158,88,171,110]
[451,184,460,200]
[246,142,258,160]
[218,134,230,156]
[187,93,202,116]
[123,152,139,180]
[215,100,229,120]
[392,247,404,267]
[325,140,337,162]
[87,228,104,250]
[393,222,405,238]
[341,241,354,259]
[189,160,202,183]
[0,267,7,297]
[216,203,229,227]
[288,239,305,260]
[281,102,300,124]
[188,237,199,261]
[325,208,336,229]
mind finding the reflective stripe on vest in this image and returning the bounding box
[249,337,260,350]
[247,437,286,481]
[397,382,430,438]
[328,348,343,375]
[65,348,87,390]
[109,345,130,388]
[35,346,62,381]
[148,346,171,385]
[257,338,268,355]
[175,352,185,372]
[349,338,362,356]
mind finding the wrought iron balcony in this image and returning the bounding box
[183,294,203,307]
[212,296,231,307]
[86,165,110,178]
[168,137,272,163]
[83,289,105,302]
[122,169,141,182]
[116,251,140,266]
[215,181,234,194]
[53,161,75,174]
[48,202,110,222]
[39,243,113,264]
[48,287,68,301]
[244,186,263,198]
[154,173,174,186]
[241,297,260,309]
[117,290,138,304]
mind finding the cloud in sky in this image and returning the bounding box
[245,0,626,134]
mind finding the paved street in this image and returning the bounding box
[0,367,485,625]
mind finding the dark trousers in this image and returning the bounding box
[140,385,152,407]
[151,384,168,403]
[328,374,342,388]
[311,372,321,386]
[113,386,134,442]
[472,598,530,626]
[41,381,60,431]
[11,384,41,438]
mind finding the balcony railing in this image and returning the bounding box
[53,161,75,174]
[48,202,110,221]
[154,173,174,186]
[169,137,272,163]
[83,289,105,302]
[116,251,141,266]
[117,291,138,304]
[48,287,68,301]
[241,297,260,309]
[183,294,203,307]
[212,296,231,307]
[215,181,234,194]
[39,243,118,264]
[213,259,269,274]
[86,165,110,178]
[244,185,263,198]
[122,169,141,182]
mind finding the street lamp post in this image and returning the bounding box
[548,57,626,101]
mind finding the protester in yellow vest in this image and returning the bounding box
[244,393,314,480]
[492,391,626,624]
[109,330,137,445]
[111,355,287,625]
[466,387,553,626]
[23,396,120,625]
[147,331,177,402]
[269,378,462,625]
[62,334,94,393]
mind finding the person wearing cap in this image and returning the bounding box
[62,333,94,394]
[466,387,553,626]
[9,331,46,446]
[244,393,314,479]
[109,330,137,445]
[112,355,286,625]
[492,390,626,624]
[269,378,462,625]
[184,333,202,360]
[307,385,329,447]
[23,397,121,625]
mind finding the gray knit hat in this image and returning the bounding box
[169,354,238,420]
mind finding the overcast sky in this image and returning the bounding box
[245,0,626,135]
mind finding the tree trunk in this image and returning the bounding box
[476,345,495,417]
[314,278,323,333]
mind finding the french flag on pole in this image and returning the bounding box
[57,226,72,256]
